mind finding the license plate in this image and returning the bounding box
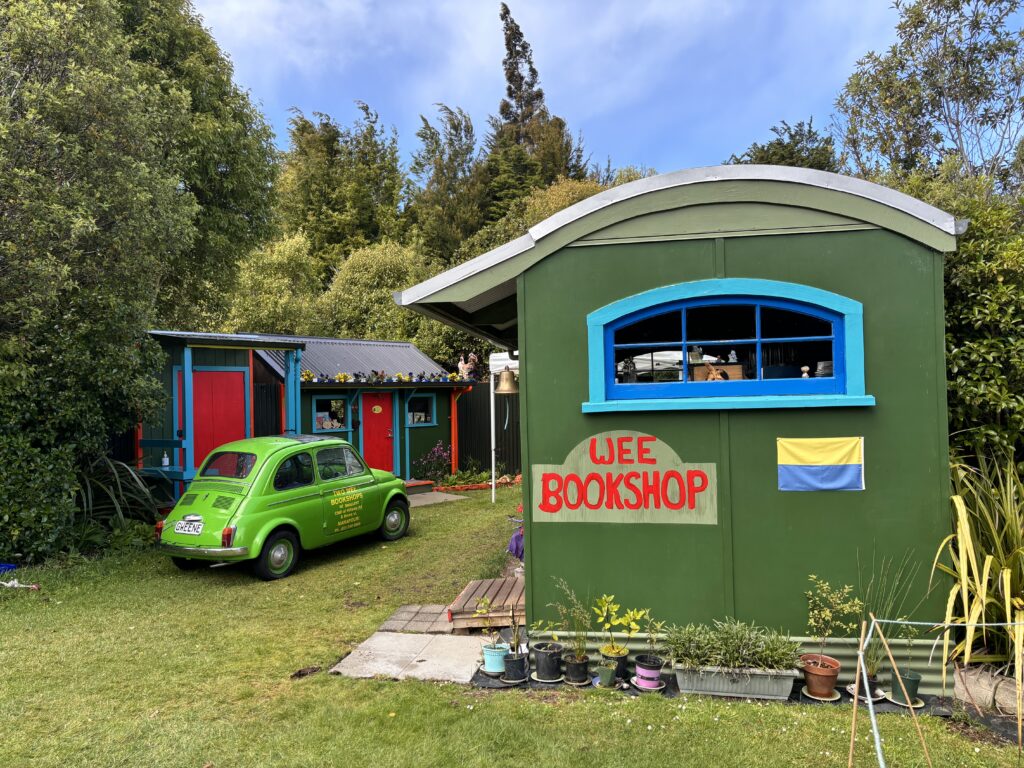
[174,520,203,535]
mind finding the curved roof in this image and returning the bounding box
[395,165,962,348]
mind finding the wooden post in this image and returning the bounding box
[871,614,932,768]
[848,620,867,768]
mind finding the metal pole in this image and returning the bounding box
[490,372,496,504]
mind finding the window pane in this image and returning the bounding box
[686,304,755,342]
[314,398,347,431]
[687,342,756,381]
[407,396,433,425]
[316,448,347,481]
[761,341,834,379]
[273,452,314,491]
[760,306,831,338]
[614,311,682,345]
[615,346,683,383]
[201,451,257,478]
[342,447,366,476]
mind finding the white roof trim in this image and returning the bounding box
[394,165,960,307]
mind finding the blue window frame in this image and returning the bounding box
[406,393,437,427]
[311,395,351,433]
[584,278,875,412]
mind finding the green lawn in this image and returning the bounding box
[0,487,1015,767]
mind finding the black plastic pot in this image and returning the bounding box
[602,650,628,681]
[533,641,563,682]
[564,653,590,684]
[503,652,529,683]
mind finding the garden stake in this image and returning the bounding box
[871,614,932,768]
[848,620,867,768]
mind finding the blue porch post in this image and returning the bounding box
[293,348,302,433]
[182,345,195,480]
[283,349,296,434]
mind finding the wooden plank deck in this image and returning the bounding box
[448,576,526,631]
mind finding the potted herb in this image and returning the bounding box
[667,618,801,700]
[502,607,528,683]
[596,659,618,688]
[592,595,644,681]
[475,597,509,677]
[802,575,863,700]
[633,614,666,690]
[543,577,590,684]
[890,619,922,706]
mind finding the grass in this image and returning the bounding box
[0,487,1018,767]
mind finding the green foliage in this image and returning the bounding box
[663,619,801,671]
[226,233,321,334]
[805,575,863,658]
[118,0,277,329]
[277,105,404,281]
[412,441,452,484]
[546,576,592,660]
[858,549,926,677]
[728,118,840,172]
[0,0,192,561]
[75,456,160,530]
[591,594,647,656]
[836,0,1024,182]
[932,453,1024,678]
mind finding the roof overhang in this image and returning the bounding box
[149,330,305,350]
[394,165,963,349]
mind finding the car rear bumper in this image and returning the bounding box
[158,542,250,558]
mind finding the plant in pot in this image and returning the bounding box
[528,618,564,683]
[593,595,645,681]
[667,619,801,700]
[475,597,509,678]
[889,619,922,707]
[803,575,862,700]
[634,614,666,690]
[596,659,619,688]
[502,606,529,683]
[858,549,925,702]
[543,577,591,684]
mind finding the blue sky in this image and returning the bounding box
[192,0,900,173]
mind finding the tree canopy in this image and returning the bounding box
[728,119,840,172]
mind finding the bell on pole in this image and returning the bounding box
[494,366,518,395]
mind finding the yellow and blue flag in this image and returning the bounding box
[777,437,864,492]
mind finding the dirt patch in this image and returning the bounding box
[945,716,1014,746]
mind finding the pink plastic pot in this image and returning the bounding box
[634,654,665,689]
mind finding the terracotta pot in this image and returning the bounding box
[801,653,840,698]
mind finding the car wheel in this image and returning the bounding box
[171,556,204,571]
[253,530,300,581]
[378,498,409,541]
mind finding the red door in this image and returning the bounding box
[178,371,247,468]
[360,392,394,471]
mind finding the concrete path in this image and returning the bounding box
[380,604,451,634]
[409,491,466,508]
[330,631,483,684]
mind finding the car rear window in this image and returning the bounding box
[201,451,258,479]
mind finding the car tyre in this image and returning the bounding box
[171,556,204,571]
[253,529,300,581]
[378,498,410,541]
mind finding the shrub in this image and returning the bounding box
[413,441,452,483]
[663,619,801,671]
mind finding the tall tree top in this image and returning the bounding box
[728,119,840,172]
[498,3,545,141]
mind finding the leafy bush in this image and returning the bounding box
[663,619,801,671]
[413,441,452,483]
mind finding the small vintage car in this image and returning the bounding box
[157,435,409,579]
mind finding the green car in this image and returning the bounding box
[157,435,409,580]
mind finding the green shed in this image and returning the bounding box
[396,166,962,675]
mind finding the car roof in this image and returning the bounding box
[209,435,352,460]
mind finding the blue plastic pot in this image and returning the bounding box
[481,642,510,676]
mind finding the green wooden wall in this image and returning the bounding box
[519,228,949,632]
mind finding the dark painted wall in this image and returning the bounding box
[520,229,949,632]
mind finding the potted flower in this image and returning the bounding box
[889,619,922,706]
[633,614,666,690]
[502,607,529,684]
[475,597,509,677]
[592,595,644,681]
[667,618,801,700]
[543,577,591,684]
[802,575,863,700]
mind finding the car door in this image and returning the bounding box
[316,445,378,537]
[266,450,320,543]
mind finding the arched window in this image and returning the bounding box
[584,279,875,412]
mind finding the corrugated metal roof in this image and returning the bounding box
[257,336,446,379]
[149,330,304,350]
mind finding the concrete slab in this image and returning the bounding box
[330,632,483,684]
[409,491,467,508]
